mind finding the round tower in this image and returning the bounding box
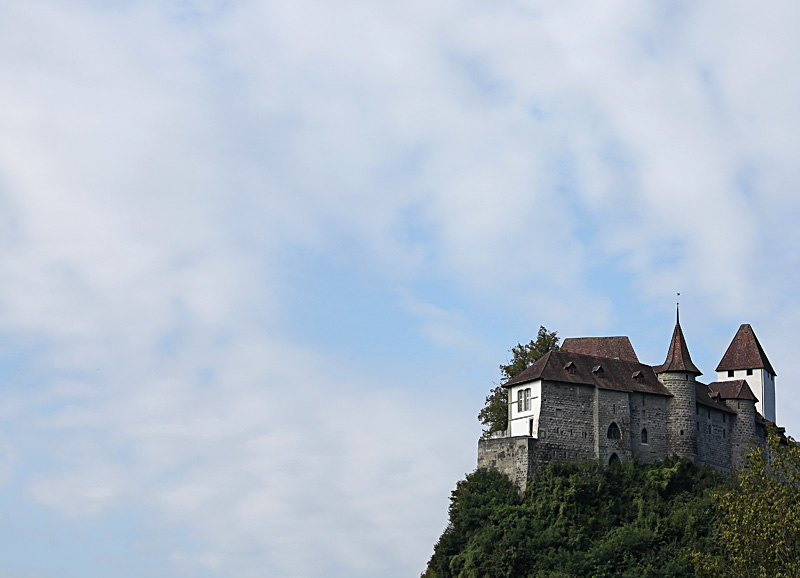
[655,309,701,461]
[716,380,758,470]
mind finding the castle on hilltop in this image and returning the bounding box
[477,314,783,491]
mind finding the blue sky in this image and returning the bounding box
[2,1,800,576]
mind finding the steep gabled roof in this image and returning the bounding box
[504,350,672,397]
[654,321,702,375]
[716,324,776,376]
[707,379,759,402]
[561,336,639,362]
[695,382,737,414]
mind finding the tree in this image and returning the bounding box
[478,326,560,437]
[695,429,800,578]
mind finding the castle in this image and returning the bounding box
[477,315,783,491]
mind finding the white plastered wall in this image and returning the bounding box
[508,380,542,437]
[716,368,775,422]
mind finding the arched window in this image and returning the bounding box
[641,428,648,444]
[607,422,621,440]
[609,453,620,467]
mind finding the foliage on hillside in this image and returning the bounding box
[422,458,727,578]
[695,430,800,578]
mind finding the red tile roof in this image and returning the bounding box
[715,324,776,376]
[561,336,639,362]
[707,379,759,402]
[504,350,672,397]
[654,322,702,375]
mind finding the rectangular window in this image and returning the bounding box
[524,388,531,412]
[708,408,711,419]
[747,368,753,376]
[642,395,646,406]
[728,370,734,377]
[723,429,726,439]
[556,408,563,418]
[723,414,726,423]
[708,424,712,434]
[517,391,523,413]
[642,409,646,420]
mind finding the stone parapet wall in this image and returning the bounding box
[477,436,538,493]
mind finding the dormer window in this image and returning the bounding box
[564,361,576,375]
[593,365,604,378]
[632,370,644,384]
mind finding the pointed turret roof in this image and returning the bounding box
[715,324,776,376]
[654,320,702,375]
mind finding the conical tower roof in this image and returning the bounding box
[715,324,776,375]
[654,319,702,375]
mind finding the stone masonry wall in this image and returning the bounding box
[725,398,756,470]
[477,437,537,492]
[696,405,732,473]
[629,392,669,463]
[660,372,698,460]
[536,381,596,463]
[594,389,632,465]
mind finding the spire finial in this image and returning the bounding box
[676,293,680,324]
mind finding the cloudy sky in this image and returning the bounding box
[1,0,800,576]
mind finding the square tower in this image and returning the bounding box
[715,324,776,422]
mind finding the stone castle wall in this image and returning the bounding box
[696,404,732,473]
[629,392,669,463]
[594,389,631,465]
[479,376,760,491]
[477,436,538,492]
[726,398,756,470]
[660,372,698,460]
[536,381,596,461]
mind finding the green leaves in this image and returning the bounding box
[694,429,800,578]
[499,326,561,383]
[478,326,560,437]
[424,460,724,578]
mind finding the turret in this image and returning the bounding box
[708,380,758,470]
[716,324,776,422]
[655,311,701,460]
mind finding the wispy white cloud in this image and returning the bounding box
[1,0,800,576]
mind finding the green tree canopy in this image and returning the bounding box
[422,459,724,578]
[695,429,800,578]
[478,326,560,437]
